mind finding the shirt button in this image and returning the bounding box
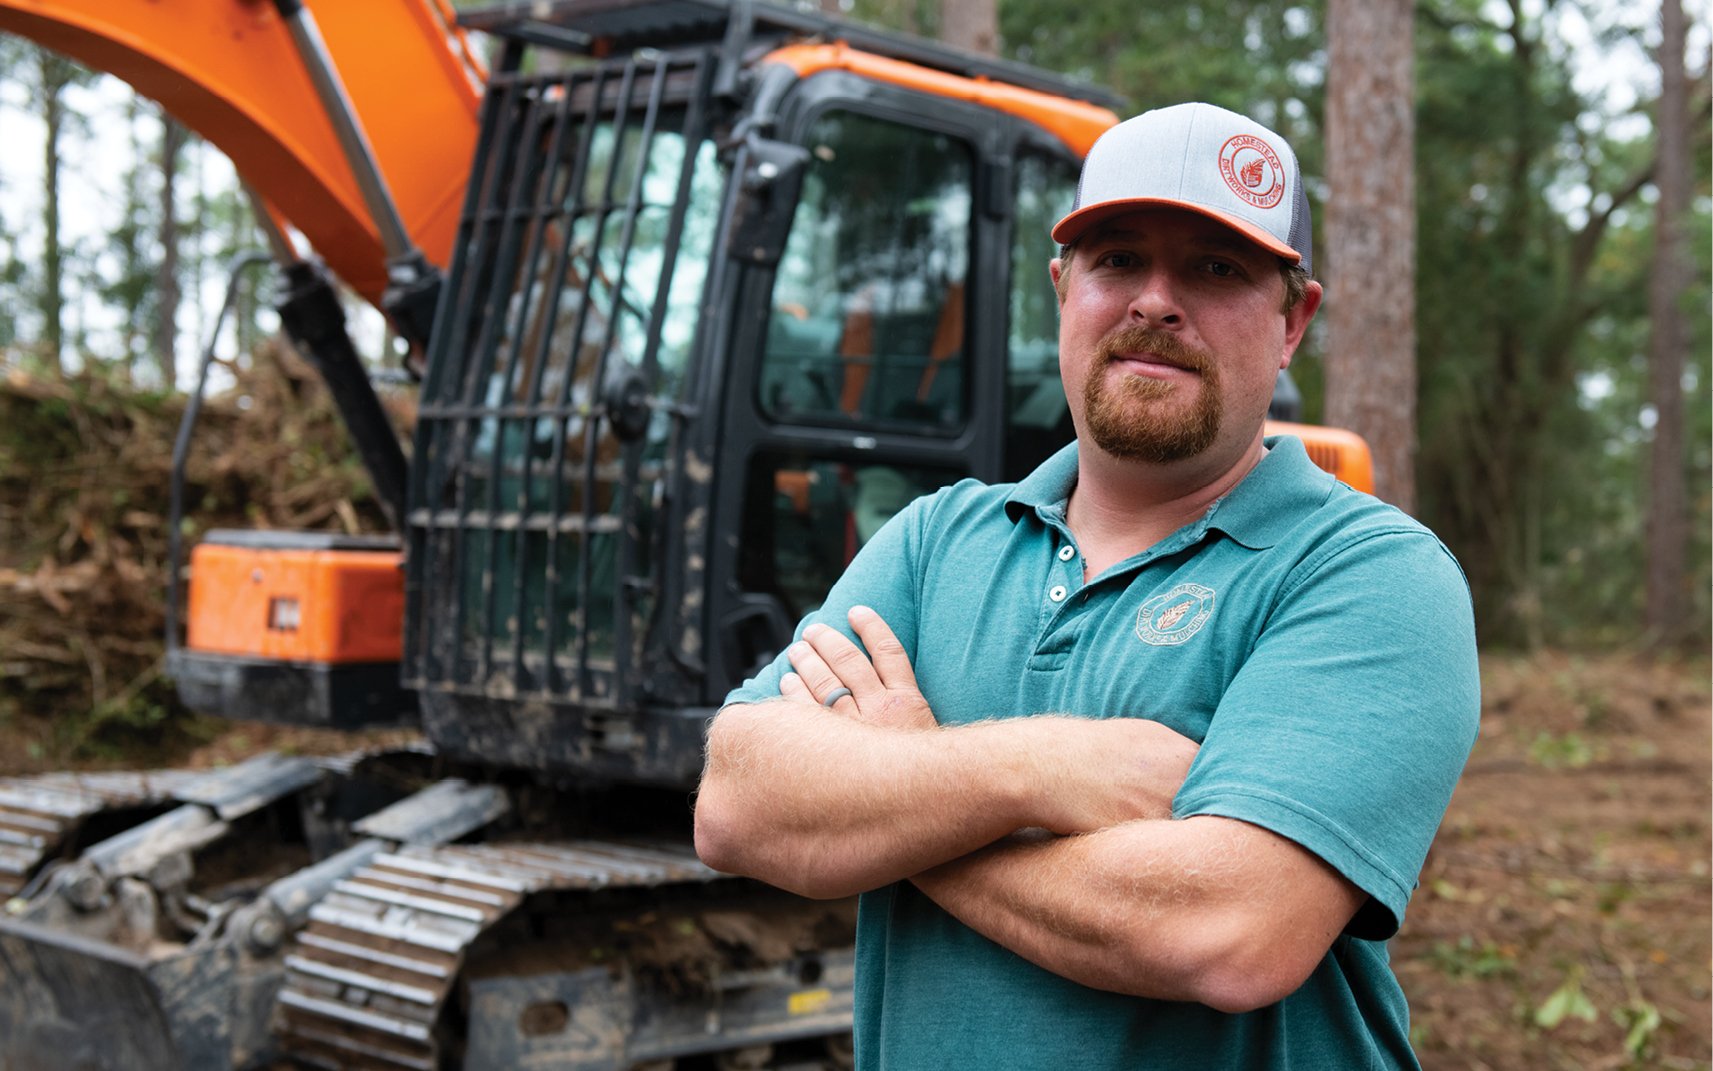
[1048,585,1068,603]
[1057,545,1076,562]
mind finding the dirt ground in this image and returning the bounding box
[0,650,1706,1068]
[1396,652,1711,1071]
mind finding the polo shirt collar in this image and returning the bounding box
[1003,435,1335,550]
[1005,441,1079,520]
[1205,435,1337,549]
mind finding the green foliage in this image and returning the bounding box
[1411,1,1709,647]
[100,97,158,377]
[1429,935,1519,980]
[1612,998,1663,1064]
[1534,966,1599,1030]
[0,191,24,351]
[58,677,222,764]
[0,57,266,381]
[1526,729,1597,769]
[1595,881,1636,915]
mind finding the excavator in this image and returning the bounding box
[0,2,1375,1068]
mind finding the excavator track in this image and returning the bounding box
[0,761,854,1071]
[278,838,722,1070]
[0,769,208,900]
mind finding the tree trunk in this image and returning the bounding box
[155,114,188,388]
[38,48,70,374]
[118,96,147,379]
[939,0,996,55]
[1323,0,1416,513]
[1645,0,1690,647]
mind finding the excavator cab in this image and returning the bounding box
[396,0,1126,785]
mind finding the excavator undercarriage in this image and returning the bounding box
[1,750,858,1070]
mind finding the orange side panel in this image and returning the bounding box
[1266,419,1376,495]
[0,0,482,305]
[762,43,1118,158]
[186,543,404,664]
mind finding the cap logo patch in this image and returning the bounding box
[1136,583,1216,646]
[1218,135,1285,209]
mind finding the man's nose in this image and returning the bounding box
[1128,269,1184,327]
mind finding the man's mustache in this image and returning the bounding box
[1094,326,1212,375]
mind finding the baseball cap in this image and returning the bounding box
[1052,102,1312,274]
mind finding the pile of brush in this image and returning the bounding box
[0,343,404,766]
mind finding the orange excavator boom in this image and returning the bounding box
[0,0,484,306]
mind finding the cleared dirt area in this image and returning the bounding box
[1397,652,1711,1071]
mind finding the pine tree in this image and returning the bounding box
[154,112,189,387]
[1645,0,1692,647]
[1324,0,1416,512]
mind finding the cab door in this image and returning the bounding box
[704,71,1081,695]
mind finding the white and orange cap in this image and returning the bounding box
[1052,102,1312,274]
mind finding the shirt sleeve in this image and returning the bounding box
[721,485,932,708]
[1170,527,1481,939]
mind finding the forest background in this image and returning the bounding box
[0,2,1708,1069]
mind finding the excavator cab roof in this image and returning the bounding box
[459,0,1124,110]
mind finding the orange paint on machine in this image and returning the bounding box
[185,536,404,665]
[1264,420,1376,495]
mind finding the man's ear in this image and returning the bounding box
[1049,259,1066,308]
[1280,280,1323,366]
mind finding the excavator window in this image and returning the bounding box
[735,107,980,622]
[758,110,973,434]
[443,113,722,671]
[409,49,723,700]
[480,117,721,454]
[740,453,962,619]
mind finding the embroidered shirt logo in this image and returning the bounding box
[1217,134,1286,209]
[1136,583,1216,646]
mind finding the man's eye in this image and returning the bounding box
[1204,261,1239,277]
[1098,252,1136,269]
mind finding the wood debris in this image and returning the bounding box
[0,345,408,763]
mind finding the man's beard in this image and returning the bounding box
[1081,325,1222,463]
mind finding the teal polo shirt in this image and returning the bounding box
[726,436,1480,1071]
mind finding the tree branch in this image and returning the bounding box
[1568,68,1711,293]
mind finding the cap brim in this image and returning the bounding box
[1050,198,1301,263]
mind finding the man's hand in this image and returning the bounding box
[780,605,935,731]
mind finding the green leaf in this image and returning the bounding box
[1534,969,1598,1030]
[1615,1000,1662,1059]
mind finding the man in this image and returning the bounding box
[695,102,1479,1069]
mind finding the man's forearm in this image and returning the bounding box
[911,815,1365,1014]
[694,700,1195,899]
[695,698,1035,897]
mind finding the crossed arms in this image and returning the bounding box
[693,606,1366,1014]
